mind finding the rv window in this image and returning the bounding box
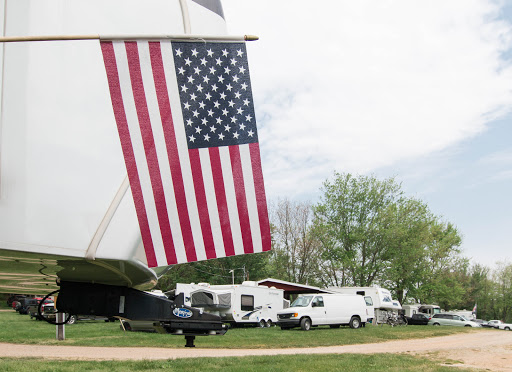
[191,291,214,307]
[356,291,365,296]
[364,296,373,306]
[241,295,254,311]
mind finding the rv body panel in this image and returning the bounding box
[176,282,288,326]
[0,0,228,293]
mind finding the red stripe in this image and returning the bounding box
[249,143,271,251]
[209,147,235,257]
[229,146,254,254]
[148,42,197,262]
[100,41,157,267]
[189,149,217,259]
[124,42,177,265]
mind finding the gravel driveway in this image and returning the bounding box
[0,330,511,371]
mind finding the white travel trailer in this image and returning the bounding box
[276,293,369,331]
[327,286,401,325]
[402,304,441,318]
[175,281,290,327]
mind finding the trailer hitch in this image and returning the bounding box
[54,281,227,347]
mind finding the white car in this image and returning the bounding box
[498,322,512,331]
[488,320,503,329]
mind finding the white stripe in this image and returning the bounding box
[161,40,207,262]
[198,148,226,258]
[218,146,244,255]
[239,144,263,253]
[136,41,187,264]
[113,41,167,266]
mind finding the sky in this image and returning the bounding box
[222,0,512,268]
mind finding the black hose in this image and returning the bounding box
[37,289,72,325]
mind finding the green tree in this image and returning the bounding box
[314,172,403,287]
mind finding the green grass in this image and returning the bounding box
[0,354,470,372]
[0,308,479,349]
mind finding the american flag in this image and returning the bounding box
[100,40,271,268]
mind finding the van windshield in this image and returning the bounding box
[291,296,313,307]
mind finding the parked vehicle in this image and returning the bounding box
[402,304,441,319]
[327,286,399,325]
[16,297,52,315]
[487,320,503,329]
[175,282,289,328]
[276,293,368,331]
[428,313,481,327]
[406,313,430,325]
[497,322,512,331]
[473,319,491,327]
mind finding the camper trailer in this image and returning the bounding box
[327,286,401,325]
[402,304,441,318]
[175,282,290,327]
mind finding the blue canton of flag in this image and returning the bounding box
[173,42,258,150]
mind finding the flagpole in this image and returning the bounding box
[0,34,259,43]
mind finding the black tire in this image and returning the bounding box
[505,327,511,331]
[349,316,361,329]
[266,320,273,327]
[258,319,266,328]
[300,317,312,331]
[66,315,77,325]
[464,324,472,327]
[123,322,132,331]
[433,323,440,326]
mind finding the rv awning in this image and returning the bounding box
[256,278,333,300]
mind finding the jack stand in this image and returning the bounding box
[185,335,195,348]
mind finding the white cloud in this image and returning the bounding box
[222,0,512,198]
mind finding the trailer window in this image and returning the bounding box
[241,295,254,311]
[364,296,373,306]
[191,291,214,307]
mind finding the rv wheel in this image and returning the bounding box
[258,319,266,328]
[266,320,273,327]
[300,318,312,331]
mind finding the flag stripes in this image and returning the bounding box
[101,39,271,267]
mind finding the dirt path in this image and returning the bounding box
[0,330,511,371]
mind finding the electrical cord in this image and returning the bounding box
[37,289,73,325]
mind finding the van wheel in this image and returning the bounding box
[300,318,312,331]
[349,316,361,329]
[464,324,472,327]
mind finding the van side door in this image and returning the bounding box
[310,296,328,325]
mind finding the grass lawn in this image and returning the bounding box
[0,354,470,372]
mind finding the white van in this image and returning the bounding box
[276,294,369,331]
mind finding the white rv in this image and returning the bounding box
[175,281,289,327]
[402,304,441,318]
[276,293,369,331]
[327,286,401,325]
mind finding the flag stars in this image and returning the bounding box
[224,124,231,132]
[196,84,204,93]
[175,48,183,57]
[209,125,217,133]
[183,102,191,110]
[216,117,223,124]
[235,91,241,99]
[228,100,235,107]
[219,133,225,140]
[222,49,229,57]
[239,123,246,131]
[230,116,238,123]
[218,75,225,83]
[245,114,253,121]
[187,76,195,84]
[222,108,228,116]
[248,130,254,137]
[233,132,240,139]
[209,66,216,74]
[198,101,205,109]
[207,109,214,117]
[243,99,250,106]
[237,49,244,57]
[200,57,207,66]
[191,48,199,57]
[190,92,197,101]
[224,66,231,74]
[239,66,246,74]
[192,110,199,117]
[201,117,208,125]
[178,67,186,75]
[233,75,239,83]
[207,49,214,57]
[204,133,211,141]
[186,118,193,126]
[216,58,223,66]
[194,66,201,75]
[189,135,196,142]
[211,84,218,92]
[203,75,210,83]
[181,85,188,93]
[230,58,237,66]
[220,92,227,100]
[205,92,212,100]
[195,126,202,134]
[241,82,248,90]
[237,107,244,115]
[214,101,220,108]
[184,58,192,66]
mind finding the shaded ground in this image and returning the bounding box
[0,330,511,371]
